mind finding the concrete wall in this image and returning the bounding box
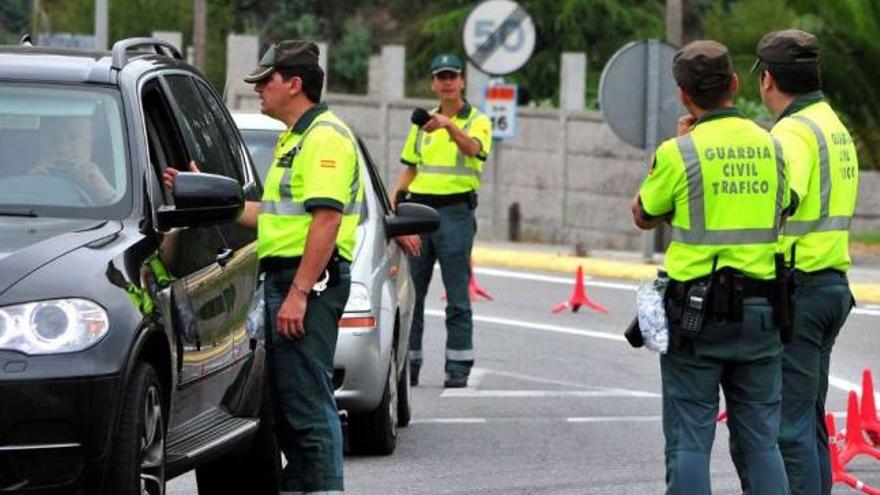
[226,38,880,249]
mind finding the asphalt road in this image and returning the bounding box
[170,266,880,494]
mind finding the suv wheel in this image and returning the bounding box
[349,347,398,455]
[397,352,411,427]
[108,362,166,495]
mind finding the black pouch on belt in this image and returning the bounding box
[678,257,718,337]
[712,268,744,322]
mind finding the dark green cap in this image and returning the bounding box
[244,40,320,83]
[673,40,733,90]
[429,53,463,75]
[753,29,819,71]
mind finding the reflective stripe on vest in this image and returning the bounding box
[414,113,481,178]
[671,134,785,245]
[260,120,361,216]
[782,114,852,236]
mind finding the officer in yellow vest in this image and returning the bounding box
[733,30,857,495]
[390,53,492,388]
[632,41,792,494]
[164,41,361,494]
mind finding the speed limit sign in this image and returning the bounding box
[483,81,517,140]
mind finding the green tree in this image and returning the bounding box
[329,17,372,93]
[703,0,880,168]
[408,0,664,105]
[0,0,30,44]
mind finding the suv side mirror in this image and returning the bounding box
[157,172,244,229]
[385,202,440,238]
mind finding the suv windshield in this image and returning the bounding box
[0,83,129,218]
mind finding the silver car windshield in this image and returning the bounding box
[0,83,129,218]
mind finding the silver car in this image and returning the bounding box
[233,113,430,455]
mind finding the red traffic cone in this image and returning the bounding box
[551,266,608,314]
[840,391,880,467]
[828,413,880,494]
[861,368,880,445]
[468,262,493,302]
[441,260,493,302]
[716,410,727,423]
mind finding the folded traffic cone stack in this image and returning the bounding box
[826,368,880,493]
[552,266,608,314]
[827,413,880,494]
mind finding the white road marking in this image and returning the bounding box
[411,418,487,424]
[472,266,638,292]
[441,389,659,398]
[567,415,661,423]
[424,309,625,343]
[424,307,872,401]
[472,265,880,317]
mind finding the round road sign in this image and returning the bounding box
[462,0,536,76]
[599,40,685,149]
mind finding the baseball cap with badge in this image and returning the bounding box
[430,53,463,75]
[243,40,321,84]
[751,29,819,72]
[672,40,733,90]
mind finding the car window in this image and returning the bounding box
[193,80,254,188]
[0,83,130,219]
[239,129,278,182]
[141,77,227,278]
[162,75,242,183]
[357,138,392,215]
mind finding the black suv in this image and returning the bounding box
[0,39,277,494]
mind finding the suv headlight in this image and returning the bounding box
[343,283,371,313]
[0,299,110,355]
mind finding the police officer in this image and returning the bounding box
[750,29,857,495]
[631,40,792,494]
[168,40,362,494]
[390,53,492,388]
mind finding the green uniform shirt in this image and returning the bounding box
[639,108,790,281]
[400,102,492,195]
[774,92,858,273]
[258,103,363,262]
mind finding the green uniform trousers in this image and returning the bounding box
[732,271,852,495]
[265,263,351,493]
[408,201,477,376]
[662,298,789,495]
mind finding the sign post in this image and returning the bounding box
[599,40,684,261]
[462,0,535,238]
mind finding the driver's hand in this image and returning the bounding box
[394,235,421,256]
[162,161,201,192]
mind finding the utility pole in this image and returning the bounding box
[193,0,207,70]
[95,0,108,50]
[666,0,683,47]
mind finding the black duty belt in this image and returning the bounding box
[405,191,475,208]
[259,256,303,272]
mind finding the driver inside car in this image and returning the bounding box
[31,115,117,204]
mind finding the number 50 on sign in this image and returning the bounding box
[484,83,517,140]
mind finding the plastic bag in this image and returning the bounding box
[246,283,266,340]
[636,273,669,354]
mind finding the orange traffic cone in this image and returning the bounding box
[840,391,880,467]
[861,368,880,445]
[828,413,880,494]
[552,266,608,314]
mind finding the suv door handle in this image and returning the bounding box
[216,248,234,267]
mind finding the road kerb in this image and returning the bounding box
[471,246,880,304]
